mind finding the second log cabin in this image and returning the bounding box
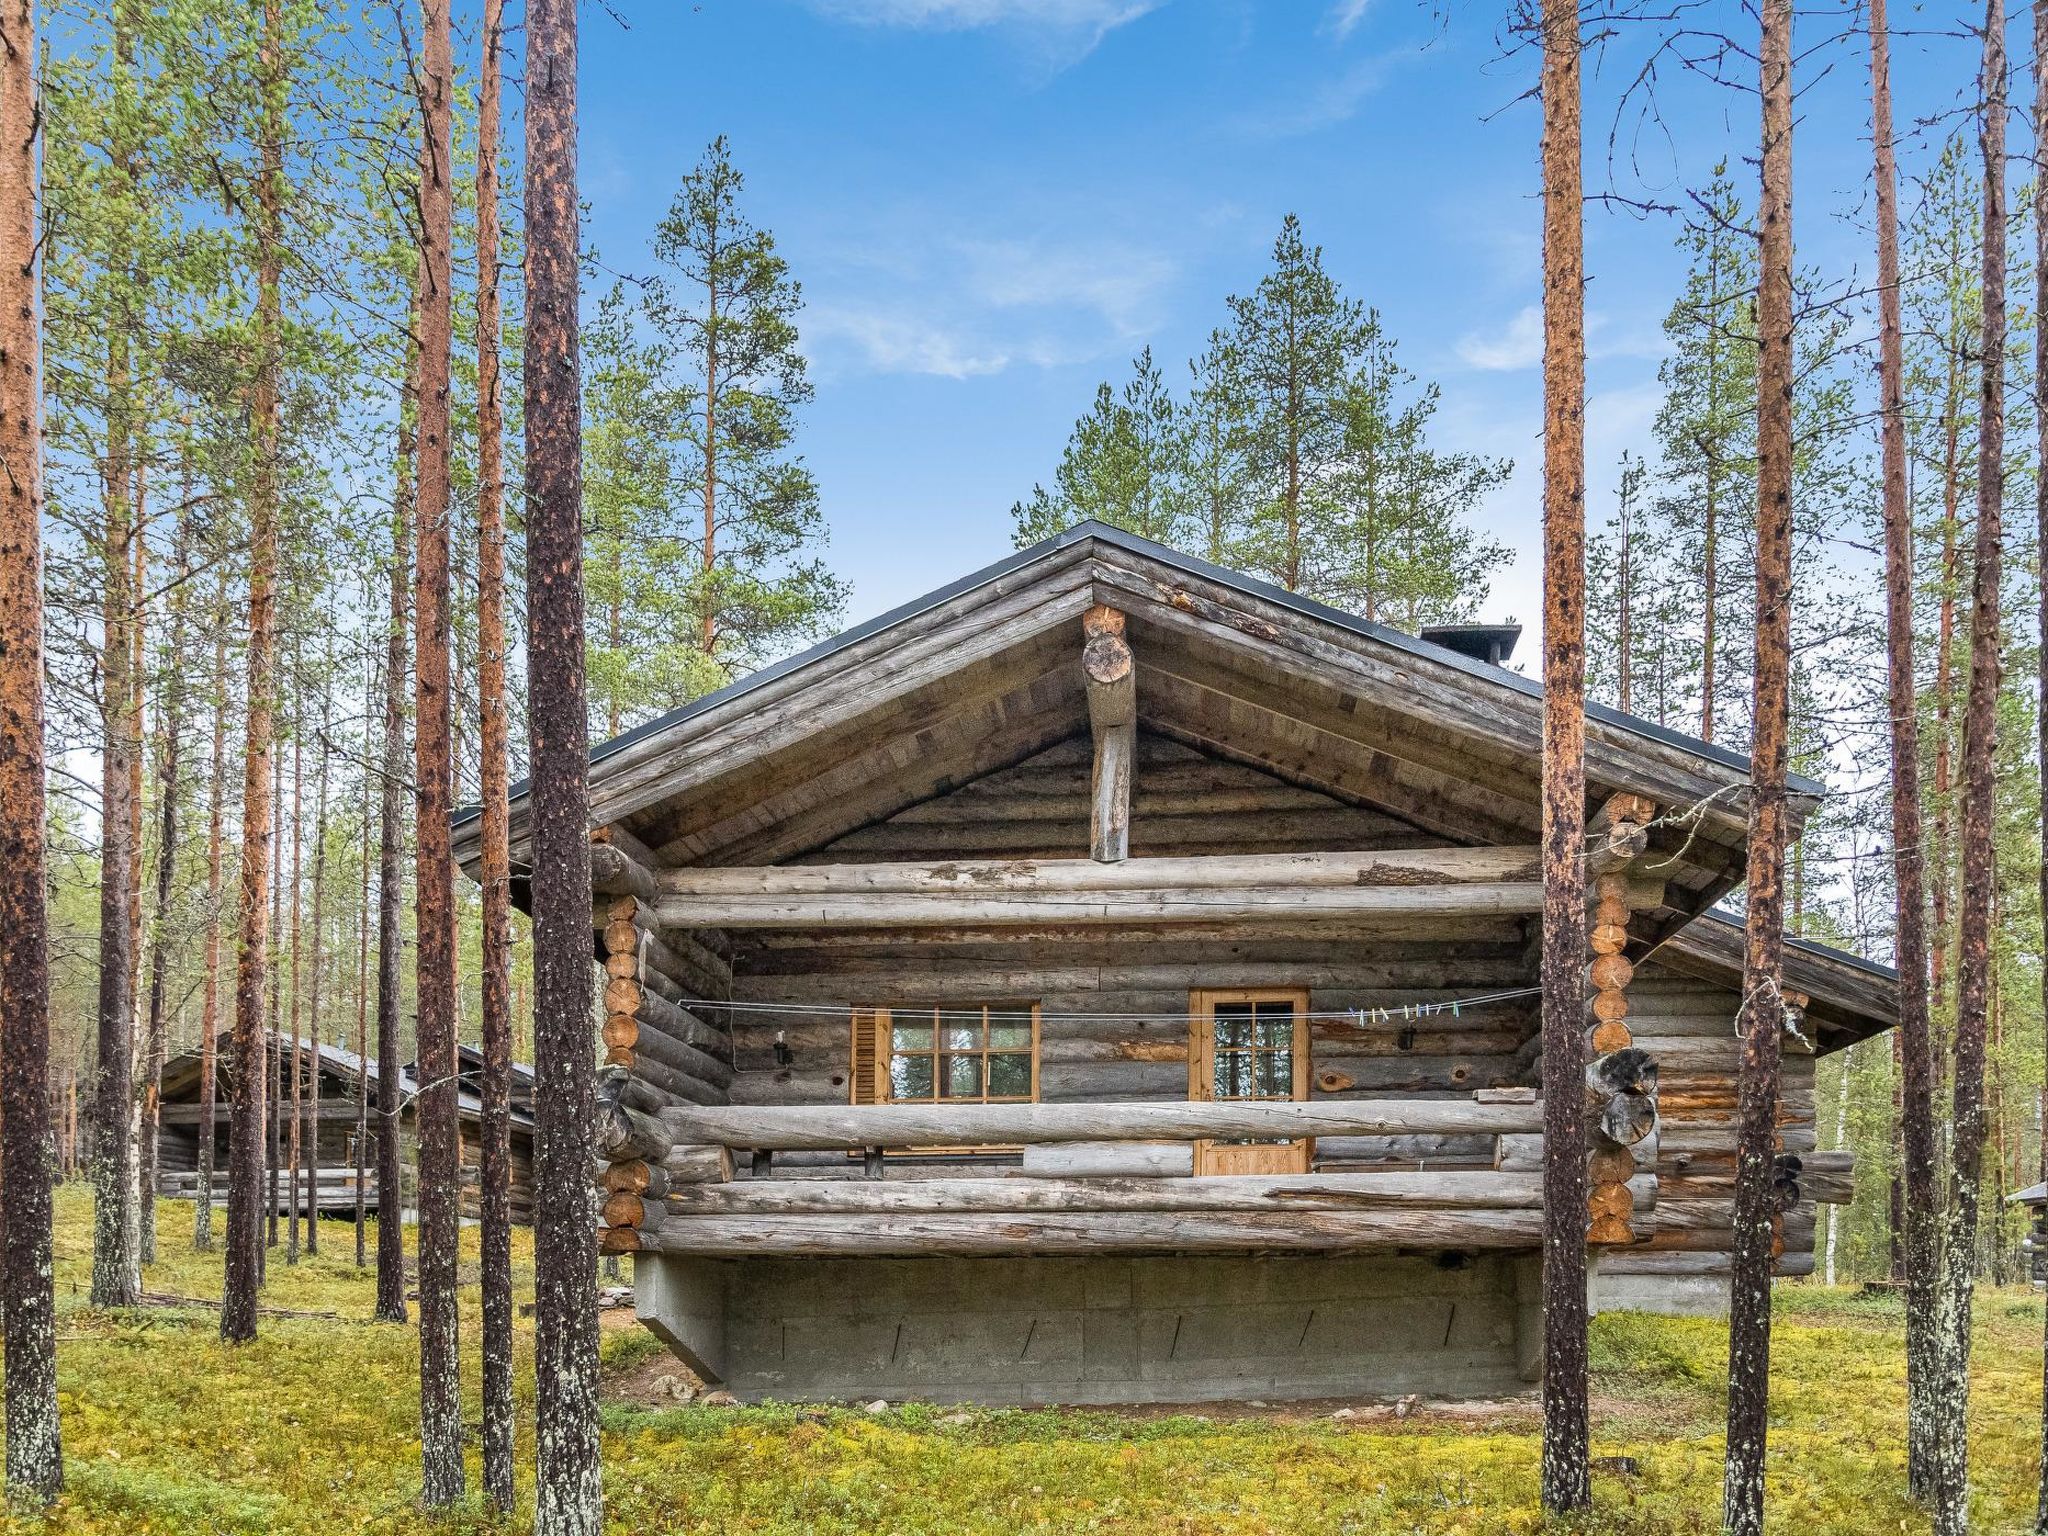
[453,521,1896,1404]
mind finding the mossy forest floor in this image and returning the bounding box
[2,1184,2040,1534]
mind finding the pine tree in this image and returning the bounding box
[1934,7,2008,1527]
[1723,3,1795,1528]
[1299,314,1510,624]
[1011,346,1193,547]
[221,0,289,1346]
[1535,0,1589,1509]
[1183,331,1254,565]
[646,135,843,683]
[1870,0,1943,1497]
[526,0,603,1525]
[475,0,516,1505]
[581,283,712,734]
[410,0,464,1502]
[0,0,64,1496]
[1651,166,1757,746]
[1229,215,1367,593]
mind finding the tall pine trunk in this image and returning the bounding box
[221,0,286,1345]
[304,674,329,1257]
[1722,0,1795,1527]
[1935,5,2007,1527]
[475,0,515,1508]
[194,577,228,1251]
[286,719,302,1262]
[89,0,139,1306]
[1536,0,1589,1512]
[527,0,602,1525]
[0,0,63,1492]
[1870,0,1943,1493]
[138,498,192,1268]
[411,0,464,1503]
[354,661,372,1269]
[373,331,413,1329]
[2035,1,2048,1520]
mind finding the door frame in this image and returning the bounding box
[1187,988,1311,1175]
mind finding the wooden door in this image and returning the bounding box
[1188,989,1311,1175]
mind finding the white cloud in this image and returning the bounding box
[1229,53,1395,138]
[804,0,1164,61]
[805,304,1014,380]
[1456,305,1544,372]
[1325,0,1372,38]
[812,0,1158,25]
[957,237,1175,334]
[802,222,1178,381]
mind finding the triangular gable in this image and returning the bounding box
[454,522,1823,940]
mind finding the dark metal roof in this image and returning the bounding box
[455,520,1824,828]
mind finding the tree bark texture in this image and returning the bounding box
[1870,0,1944,1494]
[525,0,602,1526]
[1936,5,2007,1529]
[0,0,64,1492]
[412,0,464,1503]
[1537,0,1589,1511]
[2035,2,2048,1522]
[476,0,515,1507]
[221,0,286,1346]
[1723,1,1794,1530]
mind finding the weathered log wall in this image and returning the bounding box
[1594,971,1827,1281]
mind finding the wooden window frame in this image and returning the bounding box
[849,1003,1041,1107]
[1188,988,1311,1176]
[1187,988,1310,1102]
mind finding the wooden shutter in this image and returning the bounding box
[849,1008,886,1104]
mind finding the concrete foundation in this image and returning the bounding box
[1592,1271,1729,1318]
[637,1249,1545,1405]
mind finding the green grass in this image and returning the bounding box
[2,1184,2041,1533]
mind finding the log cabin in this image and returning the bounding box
[451,521,1896,1404]
[154,1032,540,1223]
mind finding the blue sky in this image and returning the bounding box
[576,0,1983,652]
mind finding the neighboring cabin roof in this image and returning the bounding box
[454,520,1823,838]
[158,1031,537,1129]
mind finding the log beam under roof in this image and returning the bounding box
[653,847,1543,929]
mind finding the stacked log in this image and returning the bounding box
[589,827,735,1254]
[1584,793,1660,1245]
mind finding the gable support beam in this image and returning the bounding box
[1083,605,1135,861]
[654,847,1543,929]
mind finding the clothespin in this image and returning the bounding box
[1451,999,1461,1018]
